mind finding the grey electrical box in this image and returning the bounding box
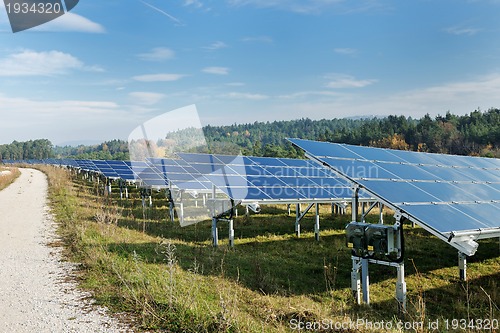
[346,222,402,261]
[346,222,371,257]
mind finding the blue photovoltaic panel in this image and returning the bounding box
[178,153,358,202]
[92,160,120,179]
[106,160,137,181]
[147,158,213,191]
[289,138,500,236]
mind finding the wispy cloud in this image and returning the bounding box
[221,92,269,100]
[184,0,203,8]
[0,50,100,76]
[137,47,175,61]
[325,73,377,89]
[133,73,186,82]
[226,0,388,14]
[31,13,105,33]
[334,48,358,56]
[445,26,481,36]
[202,67,229,75]
[139,0,183,25]
[129,91,165,105]
[278,90,343,99]
[241,36,273,43]
[203,41,228,51]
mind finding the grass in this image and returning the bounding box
[40,166,499,332]
[0,166,21,191]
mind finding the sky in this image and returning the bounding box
[1,0,500,145]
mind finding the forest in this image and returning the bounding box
[0,108,499,161]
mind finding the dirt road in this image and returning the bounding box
[0,168,130,332]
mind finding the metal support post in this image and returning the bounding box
[179,202,184,224]
[212,218,218,247]
[396,264,407,313]
[287,204,291,216]
[458,252,467,281]
[211,185,217,247]
[352,186,360,222]
[379,203,384,224]
[229,219,234,247]
[351,257,362,304]
[362,258,370,305]
[295,203,301,237]
[314,203,320,241]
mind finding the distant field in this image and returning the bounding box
[41,166,499,332]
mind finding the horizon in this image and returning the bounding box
[2,1,500,145]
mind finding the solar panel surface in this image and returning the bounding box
[178,153,359,202]
[289,138,500,239]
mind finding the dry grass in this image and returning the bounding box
[0,166,21,191]
[38,166,500,332]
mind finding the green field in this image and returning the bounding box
[43,166,499,332]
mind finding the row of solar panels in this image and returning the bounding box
[5,140,499,256]
[1,155,366,203]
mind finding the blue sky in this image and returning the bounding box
[1,0,500,145]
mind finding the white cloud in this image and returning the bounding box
[325,73,377,89]
[334,48,357,55]
[32,13,105,33]
[129,91,166,105]
[278,90,344,99]
[280,73,500,120]
[137,47,175,61]
[241,36,273,43]
[221,92,269,100]
[226,0,387,14]
[133,73,186,82]
[445,26,481,36]
[0,50,97,76]
[204,41,228,50]
[184,0,203,8]
[202,67,229,75]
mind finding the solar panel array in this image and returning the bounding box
[177,153,360,202]
[288,138,500,238]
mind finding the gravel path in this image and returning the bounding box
[0,168,132,333]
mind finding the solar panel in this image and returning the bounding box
[105,160,136,181]
[288,138,500,255]
[177,153,360,202]
[92,160,120,179]
[147,158,213,191]
[130,161,167,188]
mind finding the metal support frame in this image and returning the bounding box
[379,203,384,224]
[351,257,362,304]
[361,258,370,304]
[314,203,320,241]
[351,256,406,312]
[211,185,217,247]
[458,252,467,281]
[229,219,234,247]
[295,203,319,240]
[352,185,360,222]
[295,203,301,237]
[361,201,379,223]
[212,217,218,247]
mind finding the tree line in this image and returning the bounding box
[0,139,54,160]
[1,109,499,161]
[201,108,500,158]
